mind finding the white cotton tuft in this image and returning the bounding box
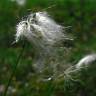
[76,54,96,69]
[15,11,96,81]
[15,11,67,46]
[15,11,72,79]
[15,21,28,42]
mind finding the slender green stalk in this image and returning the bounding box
[3,42,26,96]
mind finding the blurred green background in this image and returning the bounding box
[0,0,96,96]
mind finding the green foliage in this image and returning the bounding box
[0,0,96,96]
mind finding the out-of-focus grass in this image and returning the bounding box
[0,0,96,96]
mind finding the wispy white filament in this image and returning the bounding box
[76,54,96,69]
[15,12,67,45]
[15,11,71,78]
[64,54,96,79]
[15,11,96,81]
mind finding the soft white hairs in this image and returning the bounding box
[15,11,72,79]
[76,54,96,69]
[15,12,68,46]
[15,11,96,80]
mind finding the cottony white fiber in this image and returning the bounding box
[15,11,71,78]
[15,11,96,80]
[76,54,96,69]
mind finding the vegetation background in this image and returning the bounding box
[0,0,96,96]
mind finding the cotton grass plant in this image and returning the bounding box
[3,10,96,96]
[15,11,73,79]
[15,11,96,81]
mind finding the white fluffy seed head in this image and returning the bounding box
[15,11,67,46]
[76,54,96,69]
[15,11,72,76]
